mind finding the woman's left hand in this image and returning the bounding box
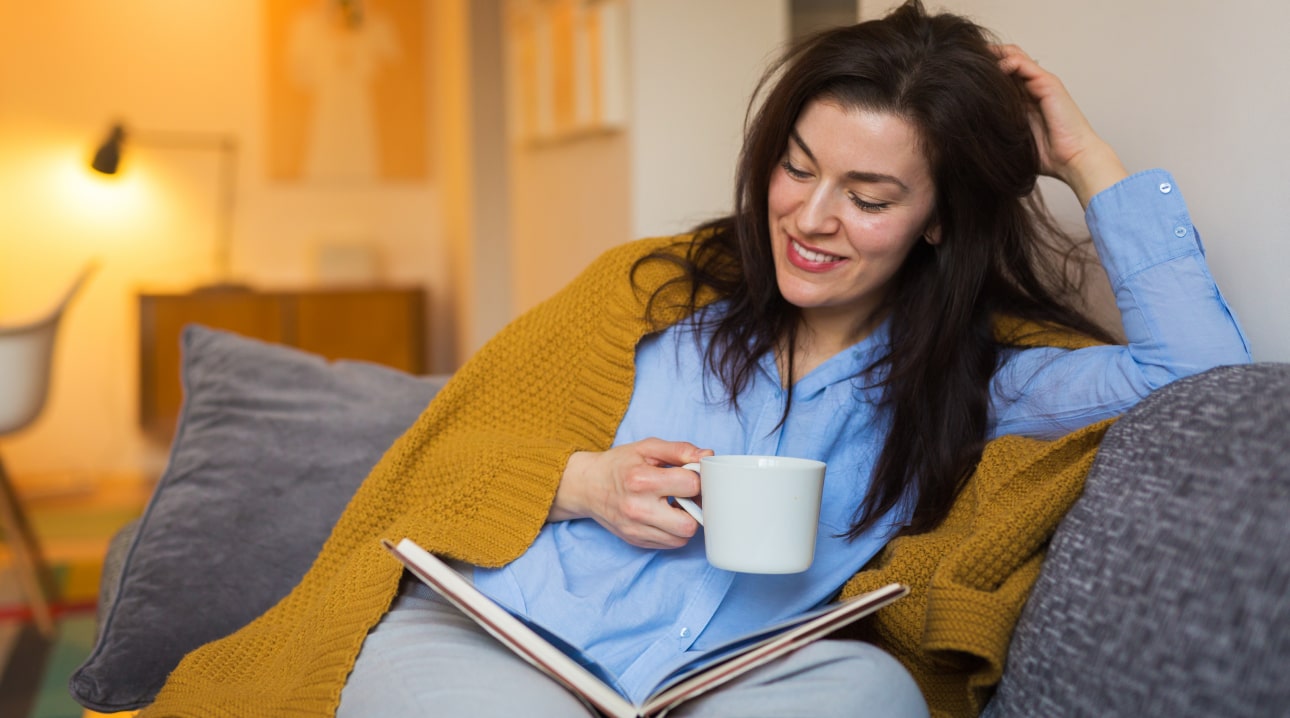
[995,44,1128,208]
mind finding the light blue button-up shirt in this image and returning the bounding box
[474,170,1250,703]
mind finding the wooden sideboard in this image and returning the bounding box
[139,287,426,442]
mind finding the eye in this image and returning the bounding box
[849,193,891,212]
[780,159,811,179]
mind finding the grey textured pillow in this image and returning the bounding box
[984,363,1290,717]
[69,325,445,712]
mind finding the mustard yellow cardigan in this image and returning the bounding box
[142,235,1109,718]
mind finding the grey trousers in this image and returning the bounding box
[338,578,930,718]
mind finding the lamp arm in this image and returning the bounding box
[130,131,240,285]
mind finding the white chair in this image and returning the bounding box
[0,263,95,636]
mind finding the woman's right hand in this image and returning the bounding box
[550,438,712,550]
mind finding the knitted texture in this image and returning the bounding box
[141,235,1105,718]
[840,420,1111,718]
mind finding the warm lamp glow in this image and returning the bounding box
[52,147,150,231]
[86,122,242,288]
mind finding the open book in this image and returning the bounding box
[383,538,908,718]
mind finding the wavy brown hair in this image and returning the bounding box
[634,0,1115,538]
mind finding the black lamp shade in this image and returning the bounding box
[91,124,126,175]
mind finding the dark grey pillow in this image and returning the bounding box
[984,363,1290,718]
[69,325,445,712]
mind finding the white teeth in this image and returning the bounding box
[793,240,842,264]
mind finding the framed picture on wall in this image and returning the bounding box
[264,0,430,183]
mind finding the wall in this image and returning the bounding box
[0,0,794,481]
[507,0,789,314]
[865,0,1290,361]
[509,132,632,313]
[0,0,457,481]
[628,0,788,238]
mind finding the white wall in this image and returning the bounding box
[865,0,1290,361]
[629,0,789,237]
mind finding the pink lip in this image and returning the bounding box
[785,235,847,273]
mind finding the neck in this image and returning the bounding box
[779,307,881,386]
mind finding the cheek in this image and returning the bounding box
[844,215,926,260]
[767,173,800,217]
[847,213,903,244]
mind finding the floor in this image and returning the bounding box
[0,472,152,718]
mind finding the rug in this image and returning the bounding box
[0,564,102,718]
[0,480,148,718]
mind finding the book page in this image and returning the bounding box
[383,539,639,718]
[640,584,908,714]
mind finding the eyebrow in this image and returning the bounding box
[789,129,911,194]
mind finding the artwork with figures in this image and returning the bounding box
[264,0,429,183]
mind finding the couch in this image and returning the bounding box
[69,325,1290,716]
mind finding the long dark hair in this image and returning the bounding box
[634,0,1115,538]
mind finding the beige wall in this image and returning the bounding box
[866,0,1290,361]
[507,0,789,315]
[628,0,788,238]
[0,0,460,481]
[510,132,632,314]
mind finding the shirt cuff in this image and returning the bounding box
[1084,169,1201,291]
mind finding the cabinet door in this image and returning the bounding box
[138,289,426,443]
[139,292,285,441]
[290,290,425,374]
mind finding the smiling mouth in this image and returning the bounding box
[791,239,844,264]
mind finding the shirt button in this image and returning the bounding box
[679,627,690,638]
[1174,226,1188,238]
[1159,182,1173,194]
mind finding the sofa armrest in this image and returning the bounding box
[986,363,1290,717]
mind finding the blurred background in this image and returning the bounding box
[0,0,1287,504]
[1,1,1287,714]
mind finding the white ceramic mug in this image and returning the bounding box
[674,455,826,574]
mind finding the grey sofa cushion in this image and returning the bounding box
[69,325,446,713]
[985,363,1290,718]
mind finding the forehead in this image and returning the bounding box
[790,99,932,187]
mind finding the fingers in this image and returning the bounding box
[993,44,1043,77]
[611,477,702,549]
[610,452,703,548]
[993,43,1066,101]
[556,438,711,550]
[993,43,1034,74]
[636,437,713,469]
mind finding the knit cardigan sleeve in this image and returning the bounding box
[142,235,706,717]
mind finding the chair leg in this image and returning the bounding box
[0,454,57,636]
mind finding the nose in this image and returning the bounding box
[795,185,841,236]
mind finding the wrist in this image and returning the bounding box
[1063,140,1129,209]
[549,451,594,522]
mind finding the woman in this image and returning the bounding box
[143,3,1249,717]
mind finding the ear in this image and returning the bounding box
[923,220,942,246]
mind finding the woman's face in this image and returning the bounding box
[768,99,938,340]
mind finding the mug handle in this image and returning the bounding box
[674,462,704,525]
